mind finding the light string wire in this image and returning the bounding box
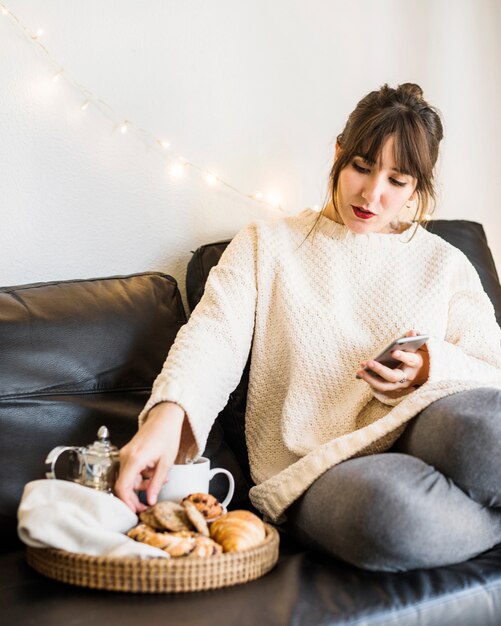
[0,2,287,213]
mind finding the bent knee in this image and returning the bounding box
[286,453,501,572]
[287,455,435,569]
[421,387,501,427]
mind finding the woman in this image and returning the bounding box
[115,83,501,572]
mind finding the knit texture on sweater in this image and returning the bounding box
[139,209,501,522]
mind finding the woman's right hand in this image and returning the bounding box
[114,402,185,513]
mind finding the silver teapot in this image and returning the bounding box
[45,426,120,493]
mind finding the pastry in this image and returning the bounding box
[168,531,222,558]
[189,534,223,558]
[139,507,165,531]
[127,523,172,551]
[162,531,197,558]
[210,510,266,552]
[181,493,223,520]
[127,522,225,559]
[182,500,210,536]
[152,501,193,532]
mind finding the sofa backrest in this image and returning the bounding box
[425,220,501,326]
[0,272,186,551]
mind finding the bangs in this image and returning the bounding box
[349,110,432,183]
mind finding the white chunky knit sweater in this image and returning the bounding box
[139,209,501,522]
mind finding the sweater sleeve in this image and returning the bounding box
[137,222,258,461]
[425,257,501,386]
[372,254,501,406]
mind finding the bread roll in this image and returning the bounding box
[209,510,266,552]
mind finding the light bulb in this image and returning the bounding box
[170,163,185,178]
[266,191,282,207]
[206,173,217,186]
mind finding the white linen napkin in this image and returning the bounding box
[17,479,168,559]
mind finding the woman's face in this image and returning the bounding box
[334,135,417,234]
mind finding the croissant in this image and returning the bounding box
[209,510,266,552]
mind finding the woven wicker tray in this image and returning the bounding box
[26,523,280,593]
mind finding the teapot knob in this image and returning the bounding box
[97,425,110,442]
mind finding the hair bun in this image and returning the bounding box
[398,82,424,100]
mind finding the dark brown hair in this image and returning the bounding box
[305,83,444,242]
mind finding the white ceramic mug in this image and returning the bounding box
[158,457,235,509]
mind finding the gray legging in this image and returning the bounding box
[284,387,501,572]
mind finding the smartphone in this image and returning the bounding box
[358,334,430,378]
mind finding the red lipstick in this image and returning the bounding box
[352,205,375,220]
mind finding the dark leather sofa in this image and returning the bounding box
[2,219,501,626]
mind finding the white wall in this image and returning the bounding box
[1,0,500,311]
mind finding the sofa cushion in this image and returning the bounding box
[0,272,186,550]
[3,538,501,625]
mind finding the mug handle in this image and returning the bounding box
[208,468,235,509]
[44,446,79,479]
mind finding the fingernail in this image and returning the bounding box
[355,374,361,379]
[150,493,157,505]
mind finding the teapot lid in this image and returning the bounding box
[85,425,119,458]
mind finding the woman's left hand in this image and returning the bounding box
[356,329,429,395]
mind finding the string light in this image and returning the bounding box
[205,172,217,186]
[170,162,185,178]
[0,1,288,214]
[266,192,283,208]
